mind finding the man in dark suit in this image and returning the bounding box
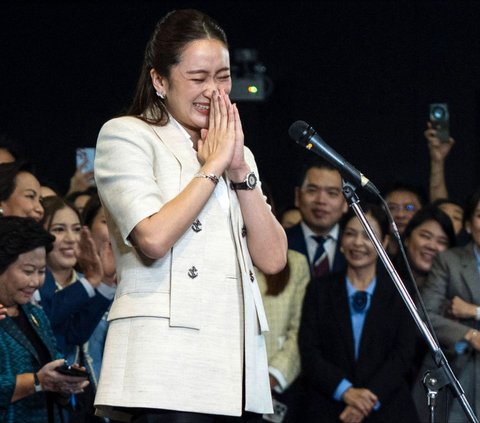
[286,160,348,278]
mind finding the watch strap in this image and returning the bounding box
[230,171,257,191]
[34,372,43,392]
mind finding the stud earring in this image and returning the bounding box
[0,207,3,216]
[156,91,165,99]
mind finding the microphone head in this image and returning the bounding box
[288,120,314,147]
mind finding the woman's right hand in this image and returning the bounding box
[76,226,103,287]
[37,359,89,394]
[197,89,236,175]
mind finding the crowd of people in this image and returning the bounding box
[1,7,479,423]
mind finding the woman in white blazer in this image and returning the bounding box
[93,9,287,423]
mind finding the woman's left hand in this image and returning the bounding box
[450,296,477,319]
[226,101,249,180]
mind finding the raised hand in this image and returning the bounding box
[197,89,236,175]
[227,103,249,180]
[99,240,116,285]
[424,121,455,163]
[76,226,103,287]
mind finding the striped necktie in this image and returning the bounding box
[312,235,330,278]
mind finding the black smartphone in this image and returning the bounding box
[55,364,89,378]
[429,103,450,143]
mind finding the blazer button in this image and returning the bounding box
[188,266,198,279]
[241,224,247,238]
[249,270,254,283]
[192,219,202,233]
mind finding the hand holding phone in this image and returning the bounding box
[429,103,450,143]
[55,363,89,378]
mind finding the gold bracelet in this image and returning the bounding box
[194,172,219,185]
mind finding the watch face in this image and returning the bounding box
[247,173,257,188]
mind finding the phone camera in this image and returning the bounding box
[431,105,446,120]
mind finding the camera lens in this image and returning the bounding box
[432,106,445,120]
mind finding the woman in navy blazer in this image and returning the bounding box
[299,204,418,423]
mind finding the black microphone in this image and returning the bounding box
[288,120,380,196]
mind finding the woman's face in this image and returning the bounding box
[46,207,82,271]
[0,247,46,307]
[90,206,110,252]
[341,213,384,271]
[466,201,480,248]
[405,219,450,273]
[1,171,44,221]
[153,38,231,141]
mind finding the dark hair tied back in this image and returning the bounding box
[128,9,228,125]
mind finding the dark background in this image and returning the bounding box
[1,1,479,211]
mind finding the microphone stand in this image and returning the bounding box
[341,180,478,423]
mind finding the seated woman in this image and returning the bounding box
[0,216,89,423]
[35,196,115,360]
[414,188,480,423]
[0,161,44,222]
[299,204,418,423]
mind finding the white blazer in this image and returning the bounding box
[93,117,272,421]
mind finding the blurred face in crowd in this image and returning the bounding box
[46,207,82,272]
[0,171,44,222]
[341,213,386,272]
[465,200,480,249]
[151,38,231,142]
[438,202,464,235]
[295,167,347,236]
[0,247,46,307]
[0,148,15,164]
[386,190,422,234]
[404,219,450,273]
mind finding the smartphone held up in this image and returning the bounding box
[429,103,450,143]
[76,147,96,186]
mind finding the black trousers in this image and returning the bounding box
[131,409,263,423]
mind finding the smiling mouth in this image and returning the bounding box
[194,103,210,111]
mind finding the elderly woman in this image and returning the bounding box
[0,216,89,423]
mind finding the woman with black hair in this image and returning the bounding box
[299,204,418,423]
[0,216,89,423]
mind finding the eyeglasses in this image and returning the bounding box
[387,203,417,213]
